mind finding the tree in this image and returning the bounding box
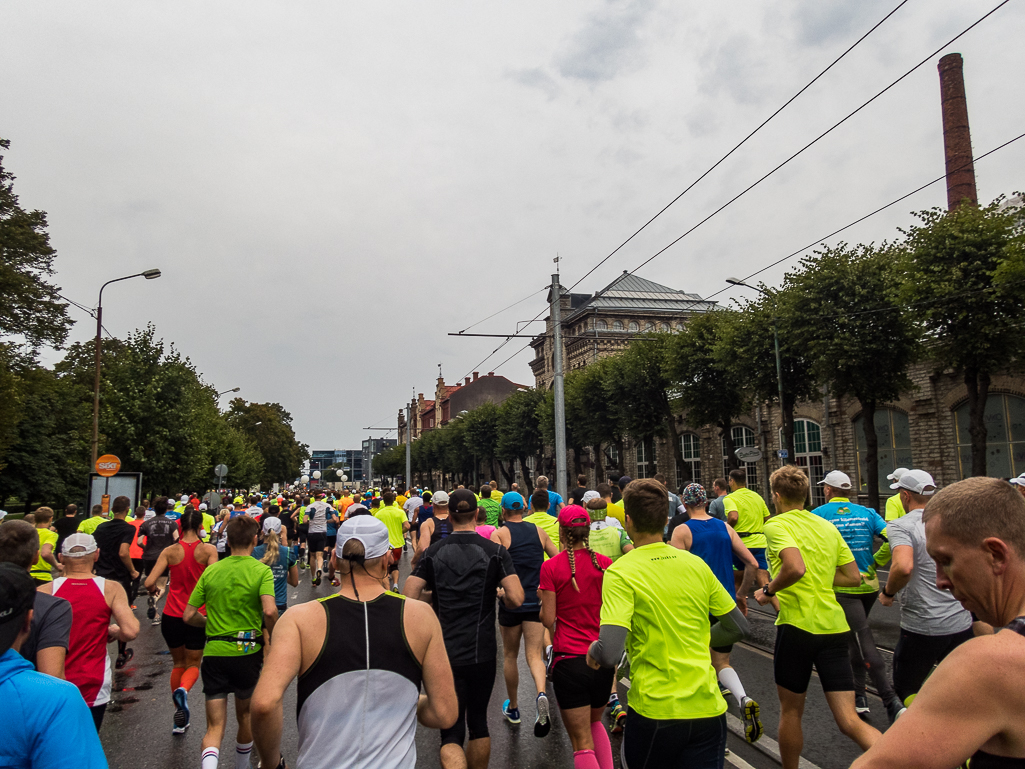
[496,388,544,494]
[372,444,406,484]
[0,138,72,354]
[226,399,309,488]
[900,197,1025,476]
[207,421,264,491]
[784,243,916,511]
[564,358,625,479]
[463,402,503,487]
[667,310,749,472]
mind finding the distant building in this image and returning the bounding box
[400,371,526,439]
[309,449,364,484]
[362,438,397,484]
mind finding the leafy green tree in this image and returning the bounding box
[496,388,545,494]
[667,311,749,472]
[784,243,916,510]
[463,402,503,487]
[901,197,1025,476]
[0,138,72,355]
[372,444,406,484]
[540,387,588,478]
[207,421,264,491]
[227,399,310,488]
[564,358,625,479]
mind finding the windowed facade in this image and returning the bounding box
[628,321,639,332]
[659,323,670,332]
[722,425,759,492]
[612,320,624,331]
[595,319,608,331]
[781,419,825,507]
[676,433,702,490]
[644,322,654,332]
[636,438,657,479]
[954,394,1025,479]
[854,409,913,495]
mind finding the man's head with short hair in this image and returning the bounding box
[770,465,809,510]
[64,504,77,517]
[531,489,549,512]
[90,504,104,517]
[623,478,670,535]
[110,495,131,516]
[33,507,54,525]
[728,468,747,489]
[490,480,498,491]
[226,516,259,551]
[654,473,666,485]
[923,477,1025,627]
[0,520,41,570]
[480,484,492,498]
[383,491,396,506]
[713,478,729,495]
[577,474,587,487]
[536,475,549,490]
[596,482,613,500]
[154,497,168,515]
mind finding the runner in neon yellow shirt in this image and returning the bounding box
[722,469,772,608]
[373,491,410,592]
[77,505,109,535]
[524,490,561,557]
[588,478,749,767]
[754,466,880,769]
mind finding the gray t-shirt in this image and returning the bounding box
[21,592,73,669]
[707,496,727,521]
[888,509,972,635]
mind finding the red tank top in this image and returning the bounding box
[53,576,113,707]
[165,539,207,618]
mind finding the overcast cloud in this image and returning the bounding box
[2,0,1022,453]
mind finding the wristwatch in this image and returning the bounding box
[881,586,896,598]
[761,584,775,598]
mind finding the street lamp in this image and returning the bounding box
[217,387,241,396]
[91,269,162,466]
[726,277,787,465]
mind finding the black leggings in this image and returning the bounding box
[622,710,727,769]
[836,591,895,701]
[892,626,973,703]
[440,659,496,747]
[90,703,107,731]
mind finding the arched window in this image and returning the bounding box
[854,409,912,494]
[954,394,1025,478]
[780,419,825,507]
[722,425,759,491]
[677,433,701,489]
[659,323,670,332]
[675,322,685,332]
[612,320,625,331]
[644,322,655,332]
[636,437,657,478]
[595,319,608,331]
[628,321,639,332]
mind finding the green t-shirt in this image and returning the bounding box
[722,488,770,549]
[374,505,407,548]
[588,523,632,561]
[188,555,275,657]
[77,516,108,536]
[479,497,502,527]
[764,510,855,635]
[30,528,58,582]
[601,542,735,720]
[524,512,561,551]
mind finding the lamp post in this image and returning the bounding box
[217,387,241,397]
[726,277,787,465]
[91,269,161,466]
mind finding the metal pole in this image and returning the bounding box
[91,302,103,467]
[405,404,412,492]
[772,315,787,465]
[551,273,568,501]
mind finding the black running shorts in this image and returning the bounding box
[161,613,206,651]
[498,606,542,627]
[306,532,327,553]
[441,659,496,747]
[552,655,616,711]
[201,650,264,700]
[773,624,854,694]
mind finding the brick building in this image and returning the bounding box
[398,371,526,440]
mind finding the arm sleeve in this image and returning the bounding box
[35,599,73,652]
[709,606,749,648]
[871,512,888,537]
[589,624,629,669]
[762,520,796,562]
[33,684,110,769]
[599,568,633,630]
[887,519,912,550]
[259,565,275,597]
[836,533,856,567]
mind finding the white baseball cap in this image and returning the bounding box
[890,469,937,495]
[335,516,390,559]
[1009,473,1025,487]
[180,495,189,503]
[62,532,98,556]
[886,467,909,482]
[581,490,601,505]
[0,510,7,521]
[432,490,450,506]
[199,503,208,511]
[262,517,282,534]
[817,470,852,490]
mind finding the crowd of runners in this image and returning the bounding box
[1,466,1024,768]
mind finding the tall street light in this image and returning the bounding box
[726,277,787,465]
[217,387,241,397]
[91,269,162,466]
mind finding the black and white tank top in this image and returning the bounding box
[296,592,423,769]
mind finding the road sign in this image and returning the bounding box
[777,449,789,459]
[735,446,762,463]
[215,464,228,477]
[95,454,122,477]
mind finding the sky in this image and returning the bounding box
[2,0,1023,452]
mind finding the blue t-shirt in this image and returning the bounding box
[684,517,735,595]
[546,490,564,516]
[812,498,887,573]
[252,544,298,608]
[164,510,181,521]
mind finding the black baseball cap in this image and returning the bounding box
[0,562,36,655]
[449,488,479,513]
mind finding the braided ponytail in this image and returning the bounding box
[583,530,605,575]
[561,526,591,592]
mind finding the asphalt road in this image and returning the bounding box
[96,549,904,768]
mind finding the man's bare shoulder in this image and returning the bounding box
[938,631,1025,694]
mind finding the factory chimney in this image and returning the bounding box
[938,53,978,210]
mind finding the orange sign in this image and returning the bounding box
[96,454,122,477]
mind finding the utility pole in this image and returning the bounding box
[551,272,568,501]
[405,394,412,491]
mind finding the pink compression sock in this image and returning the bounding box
[574,749,600,769]
[591,720,614,769]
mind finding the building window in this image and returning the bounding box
[595,319,608,331]
[636,438,657,479]
[954,394,1025,479]
[628,321,639,332]
[722,426,759,492]
[659,323,670,332]
[644,322,655,332]
[612,320,625,331]
[854,409,913,495]
[675,322,685,332]
[676,433,701,490]
[603,443,619,469]
[780,419,825,507]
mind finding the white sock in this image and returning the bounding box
[235,741,253,769]
[718,666,747,708]
[201,747,219,769]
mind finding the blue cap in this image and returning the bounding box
[501,491,524,511]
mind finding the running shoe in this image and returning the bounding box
[885,697,907,723]
[534,693,551,738]
[172,687,190,734]
[611,703,626,733]
[605,695,619,718]
[115,648,134,670]
[501,699,521,725]
[718,680,731,699]
[147,594,156,620]
[312,569,321,587]
[855,694,871,719]
[741,696,762,743]
[151,614,161,626]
